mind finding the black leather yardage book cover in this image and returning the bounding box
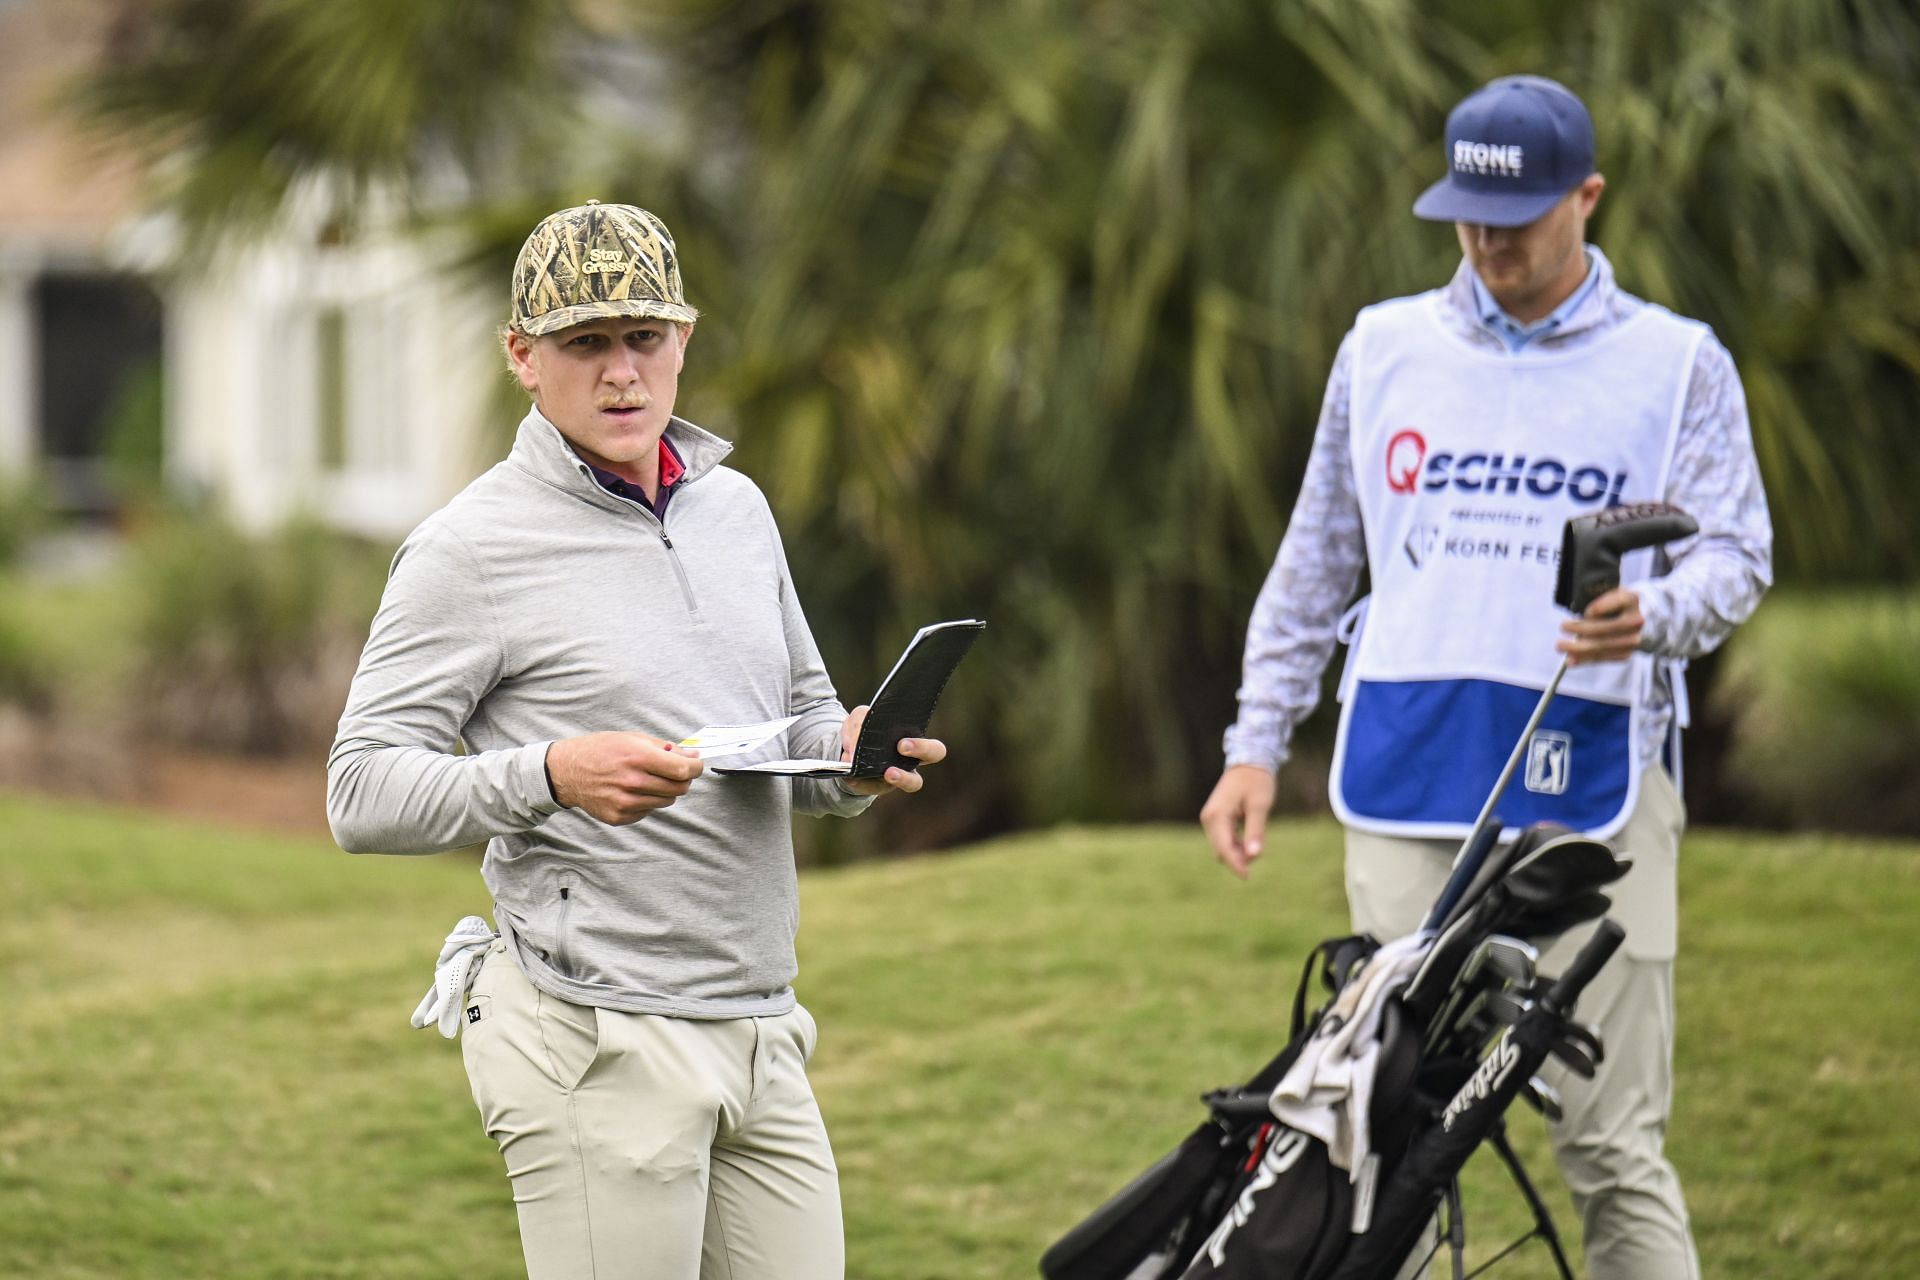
[712,619,986,778]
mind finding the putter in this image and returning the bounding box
[1416,503,1700,938]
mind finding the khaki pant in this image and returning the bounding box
[1345,769,1701,1280]
[460,941,843,1280]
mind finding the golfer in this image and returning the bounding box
[1201,77,1771,1280]
[327,201,944,1280]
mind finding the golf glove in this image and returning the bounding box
[411,915,497,1038]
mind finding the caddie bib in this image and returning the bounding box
[1331,290,1705,839]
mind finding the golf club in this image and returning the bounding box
[1417,503,1701,936]
[1422,936,1538,1054]
[1522,1077,1564,1123]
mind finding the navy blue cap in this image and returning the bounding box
[1413,76,1596,227]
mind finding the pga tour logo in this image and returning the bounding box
[1525,730,1572,795]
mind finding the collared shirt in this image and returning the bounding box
[1468,250,1603,352]
[580,437,687,518]
[1223,244,1774,773]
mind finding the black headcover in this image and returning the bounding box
[1467,832,1629,950]
[1500,833,1628,906]
[1554,502,1699,614]
[1440,823,1571,933]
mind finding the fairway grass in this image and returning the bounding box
[3,794,1917,1278]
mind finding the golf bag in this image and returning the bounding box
[1040,824,1630,1280]
[1042,503,1701,1280]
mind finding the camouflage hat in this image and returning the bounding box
[510,200,699,337]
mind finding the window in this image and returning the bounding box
[32,271,165,511]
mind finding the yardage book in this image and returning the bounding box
[712,619,986,778]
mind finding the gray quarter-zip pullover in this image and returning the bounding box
[328,409,871,1019]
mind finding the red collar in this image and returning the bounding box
[657,436,686,489]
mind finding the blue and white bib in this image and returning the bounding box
[1331,291,1704,839]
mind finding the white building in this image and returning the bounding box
[0,0,498,538]
[160,218,503,536]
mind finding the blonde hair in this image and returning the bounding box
[498,322,528,382]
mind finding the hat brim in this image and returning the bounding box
[519,298,700,337]
[1412,175,1571,228]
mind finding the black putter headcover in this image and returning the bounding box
[1501,833,1629,905]
[1554,502,1699,614]
[1503,890,1619,943]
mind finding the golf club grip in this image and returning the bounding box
[1543,919,1625,1014]
[1421,820,1501,933]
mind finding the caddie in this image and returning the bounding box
[327,200,946,1280]
[1200,76,1772,1279]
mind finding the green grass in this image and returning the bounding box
[3,795,1917,1278]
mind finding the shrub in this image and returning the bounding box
[0,607,55,714]
[1713,589,1920,834]
[0,472,49,568]
[127,511,390,756]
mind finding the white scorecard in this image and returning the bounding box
[675,715,800,761]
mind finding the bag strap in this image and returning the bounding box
[1228,933,1384,1102]
[1289,932,1377,1038]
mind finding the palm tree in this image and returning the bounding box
[77,0,1920,841]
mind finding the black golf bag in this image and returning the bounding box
[1040,823,1631,1280]
[1042,504,1703,1280]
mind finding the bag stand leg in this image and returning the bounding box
[1415,1124,1577,1280]
[1444,1180,1468,1280]
[1485,1124,1576,1280]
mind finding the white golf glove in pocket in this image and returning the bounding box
[411,915,497,1038]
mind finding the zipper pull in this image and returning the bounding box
[661,533,674,550]
[560,886,570,900]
